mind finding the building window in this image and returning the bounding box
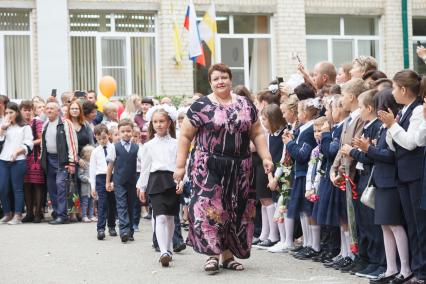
[70,11,156,97]
[0,9,32,99]
[194,14,272,95]
[305,15,380,70]
[412,18,426,75]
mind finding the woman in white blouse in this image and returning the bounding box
[0,102,33,225]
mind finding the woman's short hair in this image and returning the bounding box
[141,97,154,106]
[362,70,387,81]
[293,83,316,101]
[82,101,98,116]
[352,56,378,74]
[208,63,232,83]
[19,100,33,110]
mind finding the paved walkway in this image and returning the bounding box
[0,219,367,284]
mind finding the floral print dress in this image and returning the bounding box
[186,95,258,259]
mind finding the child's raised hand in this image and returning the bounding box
[378,108,396,128]
[321,121,331,133]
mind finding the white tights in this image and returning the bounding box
[382,225,411,277]
[155,215,175,255]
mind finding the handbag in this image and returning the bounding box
[360,166,376,209]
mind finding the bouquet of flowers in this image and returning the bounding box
[66,174,80,214]
[68,193,80,214]
[273,151,293,223]
[307,146,323,203]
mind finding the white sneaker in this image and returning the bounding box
[267,242,286,253]
[90,217,98,222]
[7,216,22,225]
[0,215,12,224]
[82,217,91,223]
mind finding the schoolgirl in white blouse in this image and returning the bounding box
[137,104,183,268]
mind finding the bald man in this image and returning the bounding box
[41,102,78,225]
[313,61,337,90]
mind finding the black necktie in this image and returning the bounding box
[103,146,108,157]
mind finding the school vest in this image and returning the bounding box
[112,142,139,185]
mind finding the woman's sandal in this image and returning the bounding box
[204,257,219,274]
[159,253,172,267]
[221,258,244,271]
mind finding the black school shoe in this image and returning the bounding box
[389,273,414,284]
[321,251,339,263]
[256,239,277,249]
[333,257,353,270]
[97,230,105,240]
[121,234,129,243]
[346,259,369,274]
[339,256,359,273]
[295,247,321,260]
[289,246,305,255]
[370,272,398,284]
[324,255,343,268]
[108,227,117,237]
[355,264,380,278]
[173,243,187,253]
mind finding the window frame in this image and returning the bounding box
[0,10,33,99]
[198,14,273,91]
[412,36,426,73]
[305,15,382,69]
[69,11,159,98]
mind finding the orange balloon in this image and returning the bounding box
[99,76,117,98]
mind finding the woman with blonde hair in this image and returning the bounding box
[121,94,142,121]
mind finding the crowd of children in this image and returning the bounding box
[1,55,426,281]
[249,56,426,284]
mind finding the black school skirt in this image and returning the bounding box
[147,171,180,216]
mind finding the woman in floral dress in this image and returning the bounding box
[174,63,273,274]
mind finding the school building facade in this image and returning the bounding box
[0,0,425,100]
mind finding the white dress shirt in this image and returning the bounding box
[0,124,33,161]
[89,143,114,189]
[137,134,177,192]
[386,104,423,151]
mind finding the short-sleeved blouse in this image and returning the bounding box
[186,95,257,158]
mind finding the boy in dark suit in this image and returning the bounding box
[106,119,139,243]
